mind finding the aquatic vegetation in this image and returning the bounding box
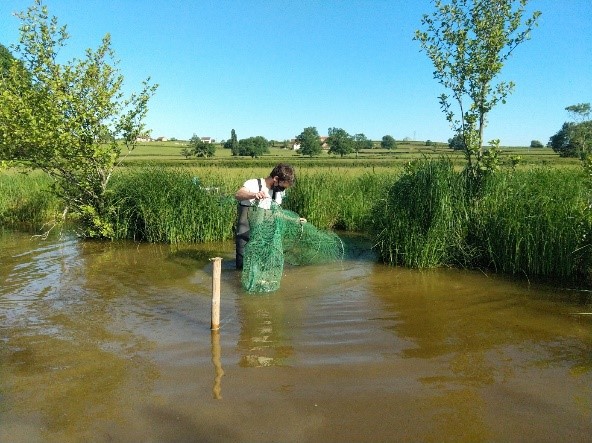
[371,158,591,284]
[108,167,236,243]
[472,168,591,282]
[0,172,62,230]
[370,158,470,268]
[2,161,591,285]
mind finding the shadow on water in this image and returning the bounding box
[0,229,591,442]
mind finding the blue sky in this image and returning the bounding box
[1,0,590,146]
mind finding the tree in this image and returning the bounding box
[295,127,322,157]
[354,134,373,149]
[238,136,269,158]
[0,0,157,237]
[448,132,466,150]
[353,133,372,158]
[188,134,216,157]
[381,135,396,150]
[566,103,592,160]
[224,129,240,156]
[566,103,592,122]
[549,121,592,158]
[549,123,577,157]
[415,0,541,174]
[548,104,592,159]
[530,140,543,148]
[327,127,354,158]
[180,147,192,159]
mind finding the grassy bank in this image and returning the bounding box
[370,158,470,268]
[2,158,590,285]
[371,159,591,284]
[108,168,237,243]
[472,168,590,281]
[0,171,62,231]
[106,167,393,242]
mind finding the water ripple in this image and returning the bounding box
[0,233,81,330]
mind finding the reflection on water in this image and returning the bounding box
[367,265,592,441]
[237,292,301,368]
[211,330,224,399]
[0,230,591,442]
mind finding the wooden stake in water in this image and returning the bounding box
[210,257,222,330]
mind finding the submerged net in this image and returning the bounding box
[242,202,344,293]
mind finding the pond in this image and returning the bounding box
[0,230,590,442]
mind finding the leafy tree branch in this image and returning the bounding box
[0,0,157,237]
[415,0,540,175]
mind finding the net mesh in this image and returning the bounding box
[242,202,344,293]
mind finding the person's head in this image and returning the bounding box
[269,163,296,191]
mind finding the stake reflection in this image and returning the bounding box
[210,330,224,399]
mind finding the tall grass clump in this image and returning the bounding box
[109,167,236,243]
[370,158,470,268]
[284,169,394,231]
[471,168,591,283]
[0,172,62,230]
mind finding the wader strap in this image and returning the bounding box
[258,178,276,203]
[266,178,278,201]
[240,179,264,207]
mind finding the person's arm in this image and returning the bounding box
[235,186,267,202]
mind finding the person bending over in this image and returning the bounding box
[234,163,304,269]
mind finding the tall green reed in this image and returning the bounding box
[109,167,236,243]
[471,168,591,282]
[371,158,591,284]
[0,172,61,230]
[285,169,394,231]
[370,158,470,268]
[6,162,591,285]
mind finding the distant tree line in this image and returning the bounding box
[180,109,592,161]
[186,119,591,161]
[180,126,402,159]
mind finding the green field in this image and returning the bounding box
[122,140,578,170]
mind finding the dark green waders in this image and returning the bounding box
[235,203,251,269]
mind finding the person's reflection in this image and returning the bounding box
[237,293,295,367]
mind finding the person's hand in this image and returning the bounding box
[253,190,267,200]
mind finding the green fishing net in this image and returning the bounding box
[241,202,344,293]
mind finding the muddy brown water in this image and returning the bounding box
[0,230,590,443]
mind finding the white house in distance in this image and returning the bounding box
[292,136,329,150]
[200,137,215,144]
